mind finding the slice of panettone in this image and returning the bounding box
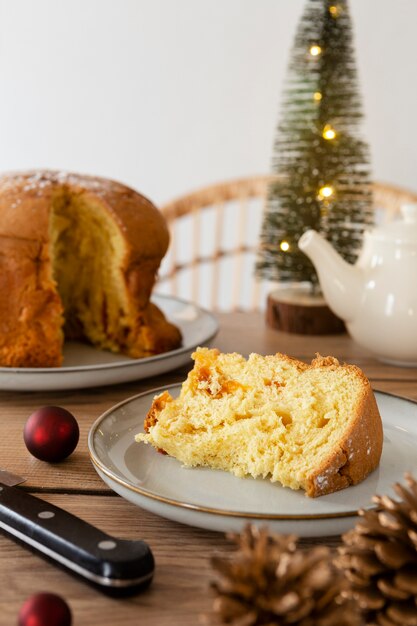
[136,347,382,497]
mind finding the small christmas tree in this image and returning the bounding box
[256,0,373,293]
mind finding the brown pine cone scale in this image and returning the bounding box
[338,473,417,626]
[210,525,360,626]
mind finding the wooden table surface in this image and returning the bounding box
[1,311,416,625]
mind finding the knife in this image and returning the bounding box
[0,469,154,595]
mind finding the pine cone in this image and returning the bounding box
[210,524,360,626]
[338,472,417,625]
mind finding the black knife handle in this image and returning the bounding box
[0,483,154,595]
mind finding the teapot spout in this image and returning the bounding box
[298,230,363,323]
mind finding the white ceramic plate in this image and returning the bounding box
[88,388,417,537]
[0,295,218,392]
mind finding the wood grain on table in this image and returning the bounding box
[0,312,416,625]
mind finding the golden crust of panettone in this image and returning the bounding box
[0,170,181,367]
[137,348,383,497]
[305,354,383,497]
[0,236,64,367]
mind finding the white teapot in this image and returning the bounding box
[298,204,417,366]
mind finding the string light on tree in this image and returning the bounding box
[329,5,341,17]
[280,240,290,252]
[309,44,322,56]
[322,124,336,140]
[313,91,322,102]
[318,185,334,200]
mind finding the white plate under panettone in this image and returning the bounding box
[0,295,218,391]
[88,387,417,537]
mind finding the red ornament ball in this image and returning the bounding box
[18,592,72,626]
[23,406,79,463]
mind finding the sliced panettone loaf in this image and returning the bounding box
[0,170,181,367]
[136,347,383,497]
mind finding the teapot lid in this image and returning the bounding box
[369,203,417,244]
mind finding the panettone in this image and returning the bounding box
[136,347,383,497]
[0,170,181,367]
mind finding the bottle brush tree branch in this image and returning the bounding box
[256,0,373,291]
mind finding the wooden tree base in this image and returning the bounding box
[266,288,345,335]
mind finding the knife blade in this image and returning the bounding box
[0,469,154,595]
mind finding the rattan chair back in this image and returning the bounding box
[156,176,417,311]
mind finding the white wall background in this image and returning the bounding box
[0,0,416,207]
